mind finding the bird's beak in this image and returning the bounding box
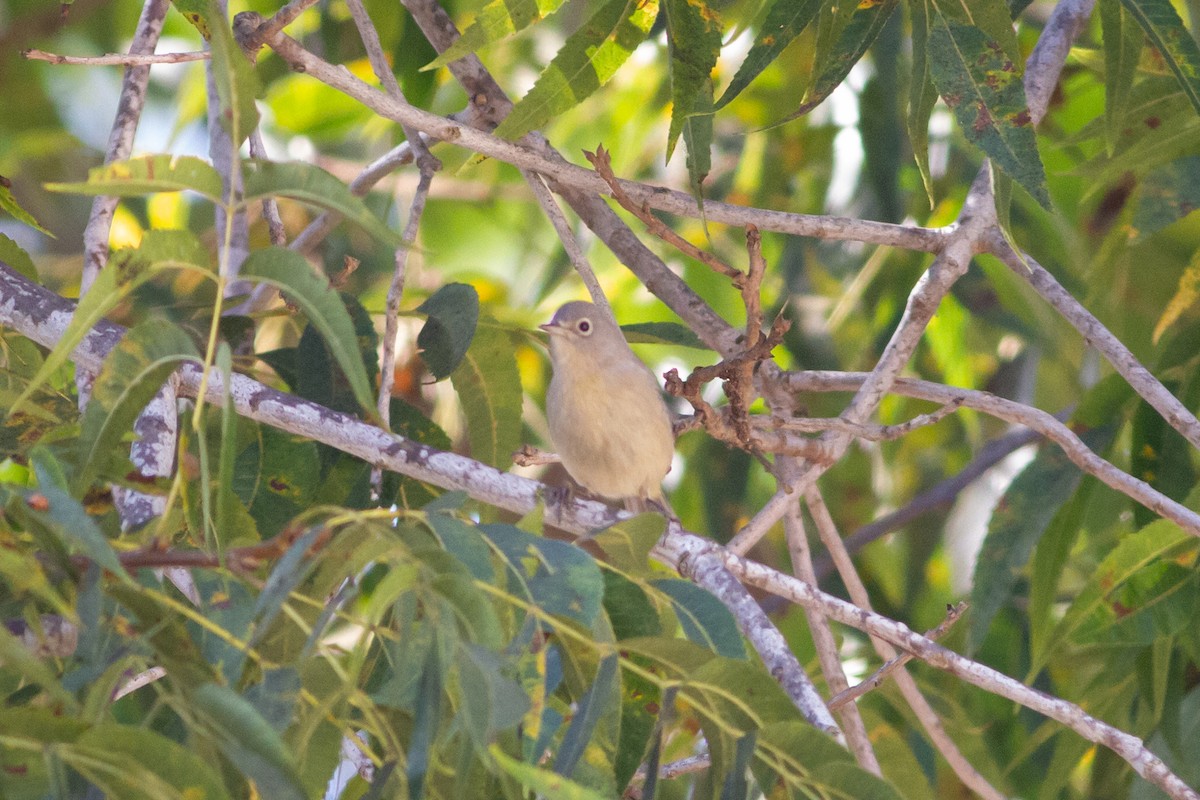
[539,322,565,337]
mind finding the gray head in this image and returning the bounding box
[539,301,621,344]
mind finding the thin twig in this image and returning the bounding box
[23,48,209,65]
[524,171,610,314]
[828,601,967,711]
[781,475,880,774]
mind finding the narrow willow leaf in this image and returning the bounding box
[907,0,940,207]
[193,683,308,800]
[0,178,52,236]
[664,0,722,161]
[75,319,199,494]
[14,482,130,582]
[240,247,376,415]
[1154,246,1200,343]
[457,644,531,752]
[1119,0,1200,115]
[69,725,232,800]
[619,321,708,349]
[714,0,822,110]
[492,0,660,141]
[780,0,898,122]
[681,81,714,199]
[926,9,1050,207]
[205,0,260,146]
[967,427,1115,654]
[450,320,521,469]
[554,654,619,777]
[490,746,610,800]
[45,155,224,201]
[417,282,480,379]
[425,0,565,69]
[241,160,403,248]
[1101,0,1143,155]
[1049,520,1195,654]
[232,426,320,536]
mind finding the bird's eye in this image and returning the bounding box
[577,319,591,334]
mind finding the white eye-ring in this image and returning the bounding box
[576,319,592,334]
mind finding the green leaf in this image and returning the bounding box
[45,155,224,200]
[1050,519,1194,654]
[492,0,660,141]
[555,653,619,777]
[241,160,403,248]
[295,293,380,415]
[240,247,376,414]
[450,319,522,469]
[68,725,232,800]
[479,522,605,626]
[205,0,260,147]
[193,684,308,800]
[1154,247,1200,343]
[619,321,708,349]
[7,230,211,419]
[714,0,822,109]
[1119,0,1200,115]
[169,0,214,38]
[232,426,320,536]
[780,0,898,122]
[1101,0,1143,155]
[967,428,1114,653]
[75,319,199,494]
[664,0,722,161]
[1134,155,1200,241]
[651,578,745,658]
[0,233,39,280]
[417,282,481,379]
[0,177,52,236]
[490,745,611,800]
[681,83,714,199]
[425,0,565,70]
[14,481,129,582]
[591,513,665,575]
[907,0,940,207]
[603,571,662,640]
[754,721,905,800]
[0,625,80,712]
[457,644,531,752]
[926,5,1050,207]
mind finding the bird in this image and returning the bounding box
[541,301,674,509]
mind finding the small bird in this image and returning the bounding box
[541,301,674,508]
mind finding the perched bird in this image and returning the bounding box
[541,301,674,507]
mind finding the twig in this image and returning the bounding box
[22,48,209,65]
[781,475,880,773]
[586,145,744,284]
[828,601,967,711]
[781,370,1200,536]
[988,232,1200,453]
[248,131,287,247]
[523,171,610,314]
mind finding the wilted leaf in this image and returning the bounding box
[926,7,1050,207]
